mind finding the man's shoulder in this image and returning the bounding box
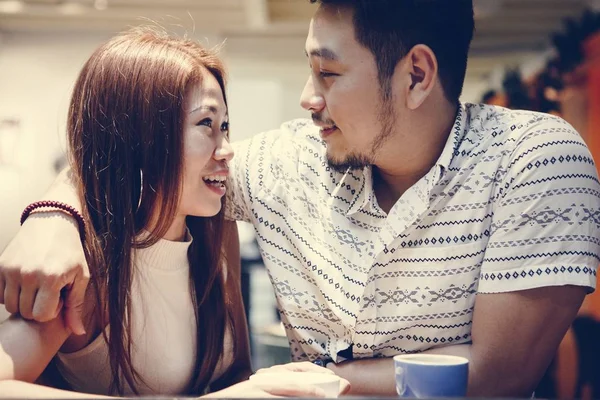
[463,104,587,163]
[233,118,323,155]
[462,105,599,201]
[281,118,321,138]
[466,103,582,144]
[230,118,328,187]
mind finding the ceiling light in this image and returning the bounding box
[0,0,24,14]
[58,1,86,15]
[94,0,107,11]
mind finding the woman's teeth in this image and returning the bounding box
[203,175,227,187]
[203,175,227,182]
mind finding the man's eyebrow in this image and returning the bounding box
[305,48,339,61]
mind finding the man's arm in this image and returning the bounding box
[39,168,83,208]
[467,285,584,396]
[328,285,583,397]
[0,168,88,334]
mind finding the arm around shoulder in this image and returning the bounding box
[0,166,89,332]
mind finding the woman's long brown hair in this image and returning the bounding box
[66,27,242,395]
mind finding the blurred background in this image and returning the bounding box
[1,0,600,398]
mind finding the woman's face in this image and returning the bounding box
[178,69,234,218]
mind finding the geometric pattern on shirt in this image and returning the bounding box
[226,103,600,362]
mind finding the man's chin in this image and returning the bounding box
[326,153,369,173]
[325,149,348,173]
[327,161,352,173]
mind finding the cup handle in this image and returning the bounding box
[395,366,406,396]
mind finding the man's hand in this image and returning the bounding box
[0,212,88,335]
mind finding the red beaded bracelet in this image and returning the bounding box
[20,200,86,243]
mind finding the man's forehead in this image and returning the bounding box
[305,11,356,58]
[310,4,354,33]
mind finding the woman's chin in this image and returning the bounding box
[186,203,222,218]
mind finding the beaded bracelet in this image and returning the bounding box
[20,200,86,242]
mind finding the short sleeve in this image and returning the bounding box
[478,118,600,293]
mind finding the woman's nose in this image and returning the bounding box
[215,137,234,162]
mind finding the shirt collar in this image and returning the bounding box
[345,166,376,216]
[436,103,468,173]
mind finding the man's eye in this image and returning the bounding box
[197,118,212,127]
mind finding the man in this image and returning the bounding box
[1,0,599,396]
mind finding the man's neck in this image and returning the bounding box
[372,102,458,213]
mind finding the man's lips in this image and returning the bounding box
[319,125,338,138]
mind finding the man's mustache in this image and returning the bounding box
[312,114,336,126]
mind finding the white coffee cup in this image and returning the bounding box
[249,371,342,398]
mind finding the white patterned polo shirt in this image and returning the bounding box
[226,103,600,362]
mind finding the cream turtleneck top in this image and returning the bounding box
[55,234,234,395]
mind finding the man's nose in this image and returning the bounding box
[300,75,325,112]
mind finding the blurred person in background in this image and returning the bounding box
[0,27,343,399]
[1,0,599,397]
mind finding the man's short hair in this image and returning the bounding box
[309,0,475,104]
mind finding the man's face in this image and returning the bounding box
[300,5,399,172]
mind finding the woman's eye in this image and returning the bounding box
[319,71,337,78]
[197,118,212,127]
[221,121,229,132]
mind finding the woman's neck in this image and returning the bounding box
[147,213,187,242]
[163,215,187,241]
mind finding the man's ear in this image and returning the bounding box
[405,44,438,110]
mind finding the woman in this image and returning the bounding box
[0,27,333,398]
